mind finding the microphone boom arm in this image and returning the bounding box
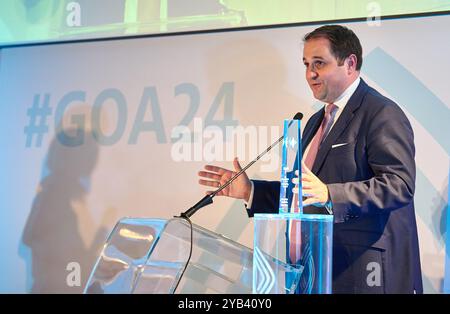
[180,112,303,218]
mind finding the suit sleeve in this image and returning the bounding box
[245,180,280,217]
[327,104,416,223]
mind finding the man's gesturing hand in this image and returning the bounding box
[198,157,252,202]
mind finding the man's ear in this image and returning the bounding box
[346,54,358,74]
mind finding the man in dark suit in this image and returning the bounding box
[198,25,422,293]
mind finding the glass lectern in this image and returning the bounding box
[84,217,300,293]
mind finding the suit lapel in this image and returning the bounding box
[311,79,369,174]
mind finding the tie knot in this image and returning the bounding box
[325,103,337,115]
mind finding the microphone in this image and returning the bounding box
[179,112,303,218]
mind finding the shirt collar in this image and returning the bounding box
[330,76,360,109]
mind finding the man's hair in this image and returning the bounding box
[303,25,363,70]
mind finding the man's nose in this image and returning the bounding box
[306,68,318,80]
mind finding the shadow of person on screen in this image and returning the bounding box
[20,126,114,293]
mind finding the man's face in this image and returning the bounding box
[302,37,352,103]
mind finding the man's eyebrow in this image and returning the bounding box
[303,56,325,63]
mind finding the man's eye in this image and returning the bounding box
[314,61,324,68]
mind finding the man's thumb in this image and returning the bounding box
[233,157,243,172]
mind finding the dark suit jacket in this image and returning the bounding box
[247,79,423,294]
